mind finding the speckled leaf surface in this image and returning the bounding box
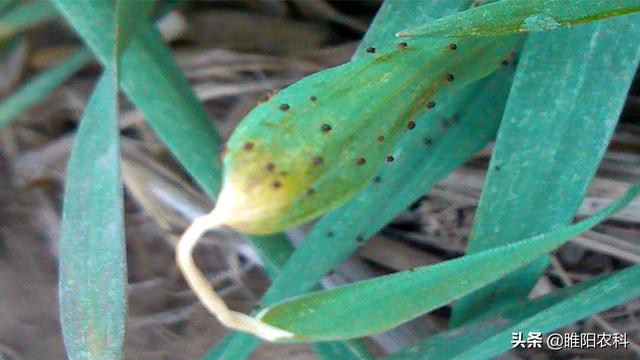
[260,69,516,304]
[220,26,519,235]
[204,0,520,357]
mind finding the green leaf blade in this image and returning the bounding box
[0,48,91,129]
[385,264,640,360]
[452,265,640,360]
[58,1,137,357]
[257,184,640,341]
[398,0,640,37]
[0,0,58,39]
[52,0,223,198]
[51,7,301,359]
[58,70,125,360]
[451,13,640,325]
[115,0,155,50]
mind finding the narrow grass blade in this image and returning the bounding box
[0,0,18,16]
[314,340,375,360]
[248,234,294,279]
[257,184,640,341]
[59,70,124,360]
[451,14,640,325]
[385,264,640,360]
[115,0,155,50]
[0,0,58,39]
[58,2,154,357]
[52,0,223,198]
[0,48,91,128]
[398,0,640,37]
[0,1,154,129]
[453,264,640,359]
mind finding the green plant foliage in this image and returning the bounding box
[0,0,57,39]
[398,0,640,37]
[217,31,519,235]
[451,14,640,325]
[51,2,359,359]
[385,264,640,360]
[41,0,640,358]
[256,183,639,341]
[247,234,295,279]
[115,0,155,51]
[260,71,515,304]
[52,0,295,283]
[0,0,17,16]
[0,48,91,129]
[206,236,356,358]
[58,70,124,360]
[204,71,513,355]
[454,265,640,359]
[51,0,223,198]
[57,2,158,358]
[314,340,375,360]
[0,0,157,130]
[202,0,514,357]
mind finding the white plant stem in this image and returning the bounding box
[175,209,294,342]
